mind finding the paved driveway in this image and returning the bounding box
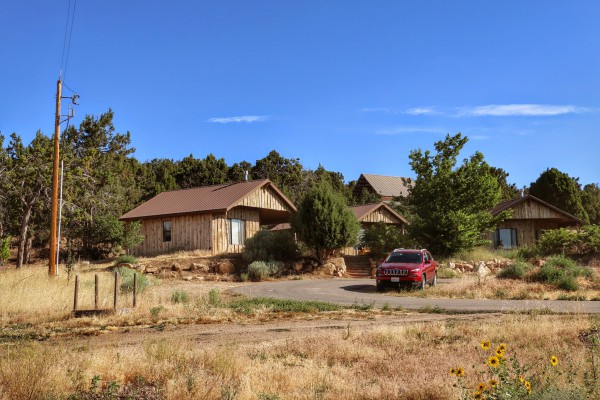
[231,278,600,313]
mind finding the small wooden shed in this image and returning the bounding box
[344,202,409,255]
[488,195,584,248]
[120,179,296,256]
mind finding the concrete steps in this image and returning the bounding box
[344,255,372,278]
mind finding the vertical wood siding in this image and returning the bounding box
[511,200,569,219]
[486,199,581,247]
[360,207,402,224]
[239,186,291,211]
[212,207,260,254]
[134,214,212,256]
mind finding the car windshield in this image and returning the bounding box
[385,252,422,264]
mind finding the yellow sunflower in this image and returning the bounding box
[450,368,457,375]
[550,355,559,366]
[477,382,486,391]
[524,380,532,394]
[498,343,507,352]
[488,355,500,368]
[518,375,524,383]
[480,340,491,350]
[495,348,505,359]
[456,367,465,377]
[488,379,498,388]
[472,391,484,399]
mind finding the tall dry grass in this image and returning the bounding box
[0,313,595,399]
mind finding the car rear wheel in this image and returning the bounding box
[420,273,427,290]
[430,271,437,287]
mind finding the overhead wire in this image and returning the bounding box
[59,0,77,82]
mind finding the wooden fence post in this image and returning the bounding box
[73,275,79,312]
[133,273,137,308]
[94,274,99,310]
[113,271,118,310]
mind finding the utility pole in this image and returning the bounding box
[49,78,62,276]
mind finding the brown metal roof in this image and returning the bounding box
[120,179,296,221]
[355,174,412,198]
[491,194,584,224]
[350,202,410,224]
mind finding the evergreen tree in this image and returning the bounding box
[529,168,588,222]
[291,181,360,264]
[407,133,507,257]
[582,183,600,225]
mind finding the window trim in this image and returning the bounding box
[228,218,246,246]
[162,220,172,242]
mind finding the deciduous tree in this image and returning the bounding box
[407,133,507,257]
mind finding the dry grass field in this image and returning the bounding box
[1,262,599,399]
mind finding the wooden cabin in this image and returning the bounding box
[488,195,584,248]
[344,202,409,255]
[352,173,412,202]
[119,179,296,256]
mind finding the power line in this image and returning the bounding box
[60,0,77,80]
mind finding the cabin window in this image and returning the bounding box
[494,228,517,249]
[162,220,172,242]
[228,218,246,245]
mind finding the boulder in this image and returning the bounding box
[144,267,158,274]
[329,257,347,274]
[215,259,236,274]
[532,259,546,267]
[461,263,474,272]
[171,263,182,272]
[477,262,492,281]
[449,262,456,270]
[322,262,336,275]
[190,261,211,273]
[292,261,304,272]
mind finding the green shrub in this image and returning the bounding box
[516,246,541,260]
[208,288,220,306]
[243,230,299,263]
[497,261,532,280]
[247,261,284,281]
[580,224,600,254]
[0,236,10,265]
[360,222,410,259]
[116,267,149,293]
[537,228,578,256]
[114,254,138,265]
[170,289,189,304]
[437,267,460,279]
[534,255,591,290]
[557,276,579,291]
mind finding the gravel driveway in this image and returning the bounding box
[231,278,600,313]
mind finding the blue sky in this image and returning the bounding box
[1,1,599,188]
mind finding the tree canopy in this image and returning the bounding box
[529,168,589,222]
[291,181,360,264]
[406,133,508,257]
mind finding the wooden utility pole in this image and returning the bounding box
[49,78,62,276]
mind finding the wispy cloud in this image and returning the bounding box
[470,135,490,140]
[363,104,593,118]
[375,126,445,135]
[207,115,269,123]
[404,107,437,115]
[458,104,589,117]
[361,107,438,115]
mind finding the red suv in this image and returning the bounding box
[376,249,437,291]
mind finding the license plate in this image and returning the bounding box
[391,277,400,282]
